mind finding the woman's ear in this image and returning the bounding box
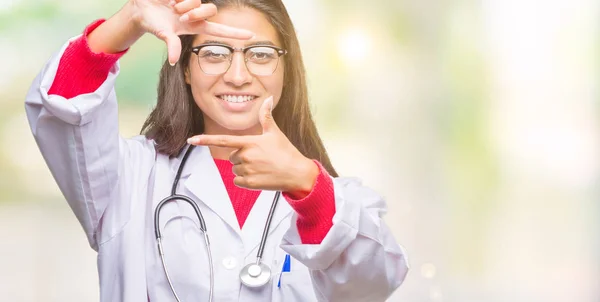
[184,67,191,85]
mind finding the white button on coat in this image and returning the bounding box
[222,257,237,270]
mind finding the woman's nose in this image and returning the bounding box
[223,53,253,86]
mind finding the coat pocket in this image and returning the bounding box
[271,249,318,302]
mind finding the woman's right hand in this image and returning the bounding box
[88,0,253,65]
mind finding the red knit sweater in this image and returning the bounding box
[48,20,336,244]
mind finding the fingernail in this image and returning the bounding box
[179,14,189,22]
[169,0,176,6]
[187,137,198,144]
[169,61,176,67]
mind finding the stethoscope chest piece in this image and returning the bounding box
[240,262,272,288]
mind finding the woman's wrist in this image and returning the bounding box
[285,158,319,199]
[87,1,146,54]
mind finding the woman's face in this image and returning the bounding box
[186,6,285,135]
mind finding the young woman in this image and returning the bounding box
[25,0,408,301]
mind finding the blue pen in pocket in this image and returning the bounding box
[277,254,291,288]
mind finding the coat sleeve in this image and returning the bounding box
[280,176,409,301]
[24,36,155,251]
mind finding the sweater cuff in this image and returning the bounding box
[48,19,128,99]
[283,160,336,244]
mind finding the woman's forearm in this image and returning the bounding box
[87,1,145,54]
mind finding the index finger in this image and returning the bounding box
[187,134,254,148]
[197,21,254,40]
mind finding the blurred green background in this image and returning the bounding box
[1,0,599,301]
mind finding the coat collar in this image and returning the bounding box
[181,145,241,236]
[180,145,293,255]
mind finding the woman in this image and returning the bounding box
[25,0,409,301]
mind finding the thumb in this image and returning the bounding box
[259,96,276,134]
[159,31,182,66]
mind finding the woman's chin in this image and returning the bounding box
[216,119,260,134]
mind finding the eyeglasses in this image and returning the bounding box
[191,44,287,76]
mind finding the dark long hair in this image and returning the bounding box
[141,0,338,177]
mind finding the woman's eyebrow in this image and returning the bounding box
[200,40,230,46]
[198,40,277,47]
[246,40,276,47]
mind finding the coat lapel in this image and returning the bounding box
[241,190,293,258]
[182,145,241,236]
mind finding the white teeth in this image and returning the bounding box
[219,95,256,103]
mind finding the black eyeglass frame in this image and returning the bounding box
[191,43,288,76]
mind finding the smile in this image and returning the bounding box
[218,95,257,103]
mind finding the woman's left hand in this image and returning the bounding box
[187,97,319,197]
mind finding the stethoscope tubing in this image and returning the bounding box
[155,145,214,302]
[155,193,214,302]
[256,191,280,262]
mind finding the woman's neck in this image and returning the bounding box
[203,121,262,160]
[208,146,236,160]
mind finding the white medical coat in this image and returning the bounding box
[24,36,409,302]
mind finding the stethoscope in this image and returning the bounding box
[154,145,281,302]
